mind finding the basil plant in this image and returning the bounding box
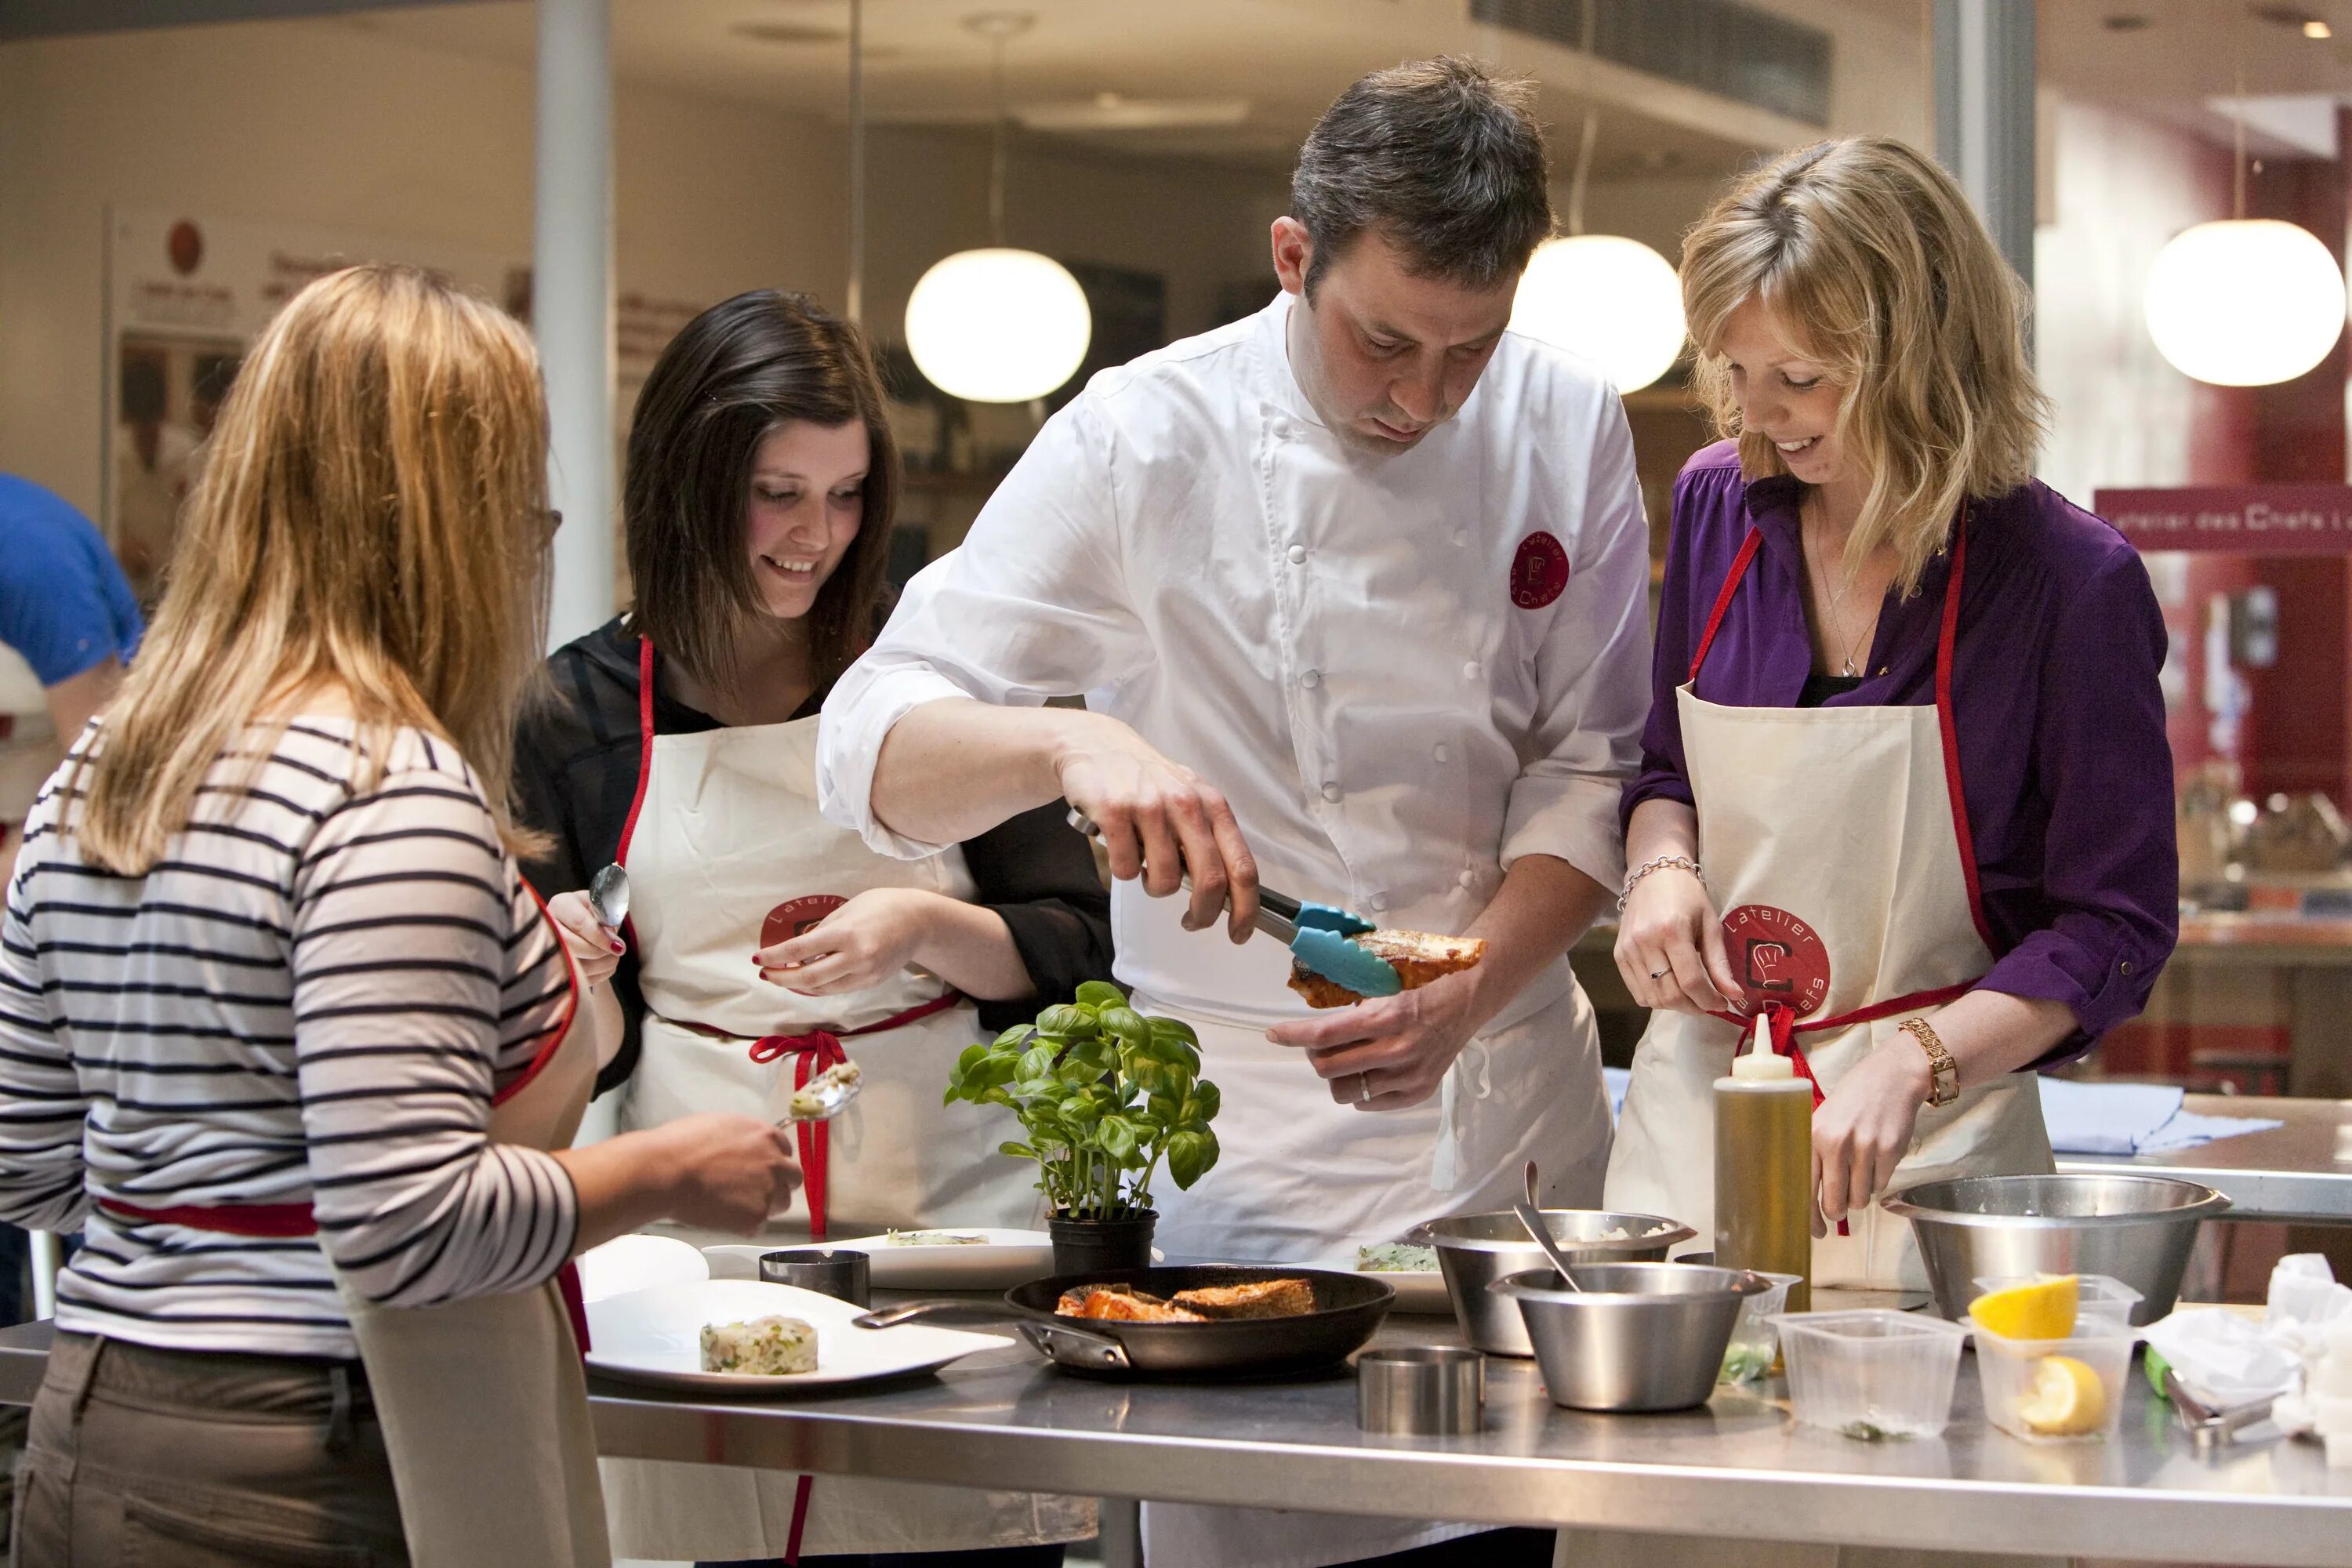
[945,980,1221,1221]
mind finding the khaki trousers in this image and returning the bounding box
[11,1331,408,1567]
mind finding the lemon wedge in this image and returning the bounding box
[2017,1353,2107,1437]
[1969,1275,2079,1341]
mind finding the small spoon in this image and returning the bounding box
[782,1062,865,1123]
[1515,1158,1583,1293]
[589,862,631,931]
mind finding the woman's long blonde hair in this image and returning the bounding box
[1682,136,2052,595]
[72,263,552,873]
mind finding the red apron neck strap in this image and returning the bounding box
[1689,525,1766,684]
[1934,510,1995,950]
[612,635,660,872]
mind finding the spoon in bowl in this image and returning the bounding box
[1515,1158,1583,1293]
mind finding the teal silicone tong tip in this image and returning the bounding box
[1290,926,1402,996]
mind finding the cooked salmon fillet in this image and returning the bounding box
[1169,1277,1317,1319]
[1288,928,1488,1009]
[1054,1287,1207,1323]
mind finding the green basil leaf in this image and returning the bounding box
[1189,1079,1221,1124]
[1099,1007,1151,1050]
[1016,1044,1058,1081]
[1074,981,1127,1011]
[1166,1131,1208,1189]
[1147,1015,1200,1048]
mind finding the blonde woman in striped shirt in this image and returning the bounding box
[0,263,800,1567]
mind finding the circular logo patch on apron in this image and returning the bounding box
[1720,904,1831,1017]
[761,895,847,953]
[1509,531,1571,609]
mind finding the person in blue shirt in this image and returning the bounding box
[0,475,144,855]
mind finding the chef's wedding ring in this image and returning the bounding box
[1356,1073,1374,1103]
[1650,967,1669,980]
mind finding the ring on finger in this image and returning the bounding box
[1356,1073,1374,1104]
[1649,966,1669,980]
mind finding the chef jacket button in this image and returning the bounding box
[1320,782,1342,804]
[1453,528,1469,546]
[1272,419,1291,439]
[1457,870,1475,889]
[1287,544,1308,565]
[1433,743,1450,764]
[2121,960,2132,975]
[1370,893,1389,912]
[1461,659,1480,680]
[1301,669,1321,689]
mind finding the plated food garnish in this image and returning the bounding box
[700,1314,818,1374]
[1053,1278,1317,1323]
[884,1229,989,1247]
[1289,929,1487,1009]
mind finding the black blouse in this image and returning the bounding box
[512,618,1115,1094]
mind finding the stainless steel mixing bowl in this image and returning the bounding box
[1881,1173,2230,1324]
[1408,1210,1696,1356]
[1491,1262,1768,1412]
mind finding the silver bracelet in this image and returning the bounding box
[1618,854,1704,913]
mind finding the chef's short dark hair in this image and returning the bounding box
[1290,57,1553,296]
[624,290,898,698]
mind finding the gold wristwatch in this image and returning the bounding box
[1898,1017,1960,1108]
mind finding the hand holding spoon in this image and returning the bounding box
[589,863,631,931]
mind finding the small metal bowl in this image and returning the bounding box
[1409,1210,1694,1356]
[1882,1174,2229,1325]
[1356,1345,1485,1436]
[1490,1262,1767,1413]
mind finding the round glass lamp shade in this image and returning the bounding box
[904,248,1093,403]
[1508,235,1686,393]
[2144,219,2347,387]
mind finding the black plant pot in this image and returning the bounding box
[1048,1209,1158,1276]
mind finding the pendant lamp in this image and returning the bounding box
[1504,100,1685,393]
[2144,52,2346,387]
[903,13,1091,404]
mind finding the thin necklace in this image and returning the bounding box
[1803,496,1874,678]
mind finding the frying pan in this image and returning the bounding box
[854,1263,1394,1380]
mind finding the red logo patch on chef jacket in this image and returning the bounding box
[1721,904,1831,1018]
[762,895,848,953]
[1509,532,1570,609]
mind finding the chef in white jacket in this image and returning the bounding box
[820,58,1650,1568]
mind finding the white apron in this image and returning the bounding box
[1134,962,1609,1568]
[117,900,612,1568]
[599,636,1088,1563]
[1606,514,2052,1291]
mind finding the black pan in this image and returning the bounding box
[857,1263,1394,1380]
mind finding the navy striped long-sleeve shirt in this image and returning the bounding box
[0,718,579,1359]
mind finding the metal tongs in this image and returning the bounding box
[2165,1367,2274,1450]
[1064,808,1401,995]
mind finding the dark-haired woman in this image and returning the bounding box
[514,289,1108,1566]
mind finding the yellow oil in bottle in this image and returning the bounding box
[1714,1044,1813,1315]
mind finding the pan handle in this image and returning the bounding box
[1018,1319,1133,1370]
[852,1299,1005,1330]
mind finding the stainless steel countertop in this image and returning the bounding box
[5,1295,2347,1565]
[2058,1094,2352,1222]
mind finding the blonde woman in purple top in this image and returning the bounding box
[1603,138,2177,1294]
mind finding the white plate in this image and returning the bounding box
[1361,1269,1453,1315]
[576,1234,710,1304]
[585,1279,1011,1393]
[704,1229,1069,1290]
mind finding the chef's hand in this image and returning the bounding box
[546,889,625,988]
[754,887,935,994]
[649,1112,804,1234]
[1809,1039,1931,1233]
[1614,866,1740,1016]
[1051,712,1260,942]
[1265,968,1486,1112]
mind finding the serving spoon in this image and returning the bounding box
[589,862,631,931]
[1515,1159,1584,1293]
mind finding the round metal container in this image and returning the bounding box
[1356,1345,1486,1436]
[1881,1174,2230,1325]
[1409,1210,1695,1357]
[759,1248,871,1307]
[1490,1262,1767,1413]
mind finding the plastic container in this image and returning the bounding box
[1973,1322,2137,1444]
[1715,1036,1813,1315]
[1719,1270,1805,1383]
[1771,1309,1971,1440]
[1969,1272,2143,1334]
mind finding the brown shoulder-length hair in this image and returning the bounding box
[1682,136,2053,596]
[72,263,552,873]
[624,290,898,695]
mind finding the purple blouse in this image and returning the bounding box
[1626,442,2179,1058]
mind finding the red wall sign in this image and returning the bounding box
[2095,485,2352,553]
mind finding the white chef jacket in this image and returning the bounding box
[819,291,1650,1012]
